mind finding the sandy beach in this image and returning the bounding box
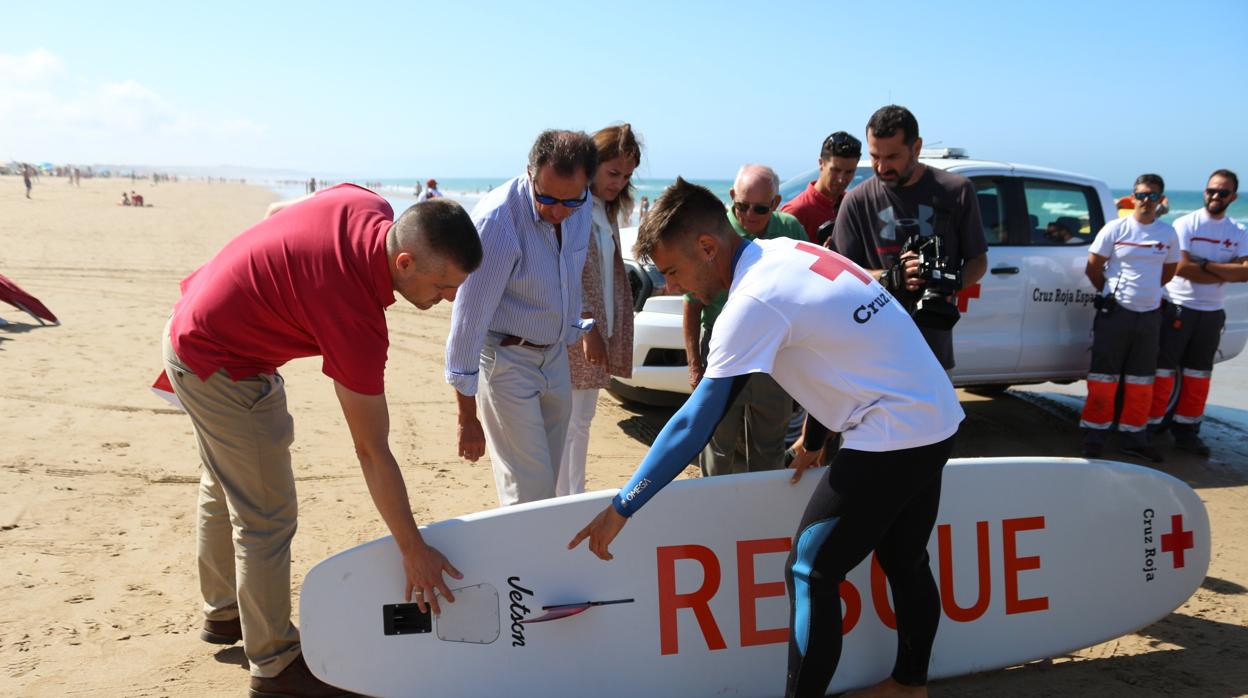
[2,175,1247,697]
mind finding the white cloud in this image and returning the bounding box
[0,48,65,83]
[0,49,267,164]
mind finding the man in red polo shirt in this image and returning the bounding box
[162,184,482,697]
[781,131,862,245]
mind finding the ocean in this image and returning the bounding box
[270,176,1239,229]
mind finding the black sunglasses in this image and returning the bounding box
[823,132,862,158]
[533,188,589,208]
[1133,191,1163,202]
[733,201,772,216]
[1206,188,1234,199]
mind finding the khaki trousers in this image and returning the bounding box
[162,326,301,678]
[699,372,792,477]
[478,336,572,506]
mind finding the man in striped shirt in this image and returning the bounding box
[445,130,598,505]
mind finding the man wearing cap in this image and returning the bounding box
[1148,169,1247,456]
[445,129,598,505]
[164,186,483,697]
[781,131,862,245]
[685,164,807,476]
[417,178,443,202]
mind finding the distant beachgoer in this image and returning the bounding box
[413,181,423,198]
[23,165,33,199]
[560,123,642,496]
[132,191,145,207]
[416,178,442,203]
[122,192,132,206]
[638,195,649,224]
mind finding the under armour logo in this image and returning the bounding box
[877,205,935,241]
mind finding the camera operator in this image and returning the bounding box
[829,105,988,371]
[1080,174,1179,461]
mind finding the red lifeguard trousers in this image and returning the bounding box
[1081,307,1161,443]
[1148,302,1224,429]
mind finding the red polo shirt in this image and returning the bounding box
[781,181,842,243]
[170,184,396,395]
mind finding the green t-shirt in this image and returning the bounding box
[686,209,808,328]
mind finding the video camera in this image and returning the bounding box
[902,234,963,330]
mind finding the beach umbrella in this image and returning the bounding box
[0,274,58,325]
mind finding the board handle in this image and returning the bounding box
[382,603,432,635]
[520,598,635,624]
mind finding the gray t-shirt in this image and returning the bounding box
[830,166,988,368]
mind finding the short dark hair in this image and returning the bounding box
[633,177,731,263]
[528,129,598,180]
[1210,168,1239,191]
[390,199,483,273]
[1135,173,1165,193]
[821,131,861,160]
[866,105,920,146]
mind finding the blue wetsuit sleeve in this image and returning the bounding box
[611,374,749,518]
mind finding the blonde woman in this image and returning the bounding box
[559,124,642,496]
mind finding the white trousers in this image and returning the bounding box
[558,388,599,496]
[478,339,572,506]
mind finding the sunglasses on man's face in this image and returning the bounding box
[1206,188,1234,199]
[733,201,772,216]
[1133,191,1163,202]
[533,188,589,208]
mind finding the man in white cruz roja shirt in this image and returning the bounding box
[1148,169,1248,456]
[1080,173,1179,461]
[569,178,963,697]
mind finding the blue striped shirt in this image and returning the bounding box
[445,174,592,395]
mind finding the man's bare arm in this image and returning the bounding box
[961,252,988,288]
[335,382,462,613]
[1175,250,1224,283]
[1203,256,1248,283]
[1086,253,1108,292]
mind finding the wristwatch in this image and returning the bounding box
[1200,260,1210,272]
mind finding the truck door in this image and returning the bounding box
[948,177,1026,382]
[1015,179,1106,376]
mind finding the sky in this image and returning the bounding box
[1,0,1245,189]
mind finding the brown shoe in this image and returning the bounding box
[249,654,353,697]
[200,617,242,645]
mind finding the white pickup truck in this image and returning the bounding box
[611,151,1248,404]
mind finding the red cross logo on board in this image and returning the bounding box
[956,283,981,313]
[1160,514,1194,568]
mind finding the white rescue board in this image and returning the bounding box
[300,458,1209,697]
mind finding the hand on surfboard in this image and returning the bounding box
[788,445,823,484]
[568,505,628,561]
[403,542,463,615]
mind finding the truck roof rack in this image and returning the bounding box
[919,147,969,159]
